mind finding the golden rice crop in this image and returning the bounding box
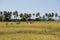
[0,21,60,40]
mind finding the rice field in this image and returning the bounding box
[0,21,60,40]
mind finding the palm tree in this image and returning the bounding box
[24,13,29,21]
[8,11,12,21]
[55,13,58,17]
[39,16,41,19]
[36,12,40,17]
[45,13,48,16]
[35,12,40,21]
[28,13,32,23]
[0,11,2,15]
[13,10,18,21]
[45,13,49,20]
[4,11,12,21]
[28,13,31,20]
[55,13,58,20]
[20,13,23,21]
[48,13,52,17]
[0,11,2,21]
[33,13,35,20]
[48,13,52,20]
[51,12,54,17]
[4,11,8,21]
[43,15,45,20]
[36,12,40,18]
[45,13,52,20]
[58,16,60,20]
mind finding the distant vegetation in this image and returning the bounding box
[0,10,60,22]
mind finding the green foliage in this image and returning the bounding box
[0,11,59,21]
[48,18,55,21]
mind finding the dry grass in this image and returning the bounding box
[0,34,60,40]
[0,21,60,40]
[0,21,60,28]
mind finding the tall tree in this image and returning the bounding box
[4,11,12,21]
[24,13,29,21]
[45,13,52,20]
[55,13,58,17]
[20,13,23,21]
[58,16,60,20]
[42,15,45,20]
[13,10,18,21]
[28,13,31,20]
[33,13,35,20]
[8,11,12,21]
[0,11,2,21]
[4,11,8,21]
[51,12,54,17]
[45,13,48,16]
[48,13,52,17]
[36,12,40,17]
[35,12,40,21]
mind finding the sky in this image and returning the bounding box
[0,0,60,15]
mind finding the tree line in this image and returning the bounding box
[0,10,60,22]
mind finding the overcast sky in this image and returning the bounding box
[0,0,60,15]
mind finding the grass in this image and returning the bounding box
[0,34,60,40]
[0,21,60,40]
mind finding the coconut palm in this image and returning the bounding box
[20,13,23,20]
[48,13,52,17]
[51,12,54,17]
[24,13,29,21]
[55,13,58,17]
[36,12,40,18]
[35,12,40,21]
[0,11,2,15]
[0,11,2,21]
[13,10,18,21]
[45,13,52,20]
[4,11,12,21]
[33,13,35,20]
[28,13,31,20]
[4,11,8,21]
[42,15,45,20]
[48,13,53,20]
[45,13,48,16]
[8,11,12,21]
[58,16,60,20]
